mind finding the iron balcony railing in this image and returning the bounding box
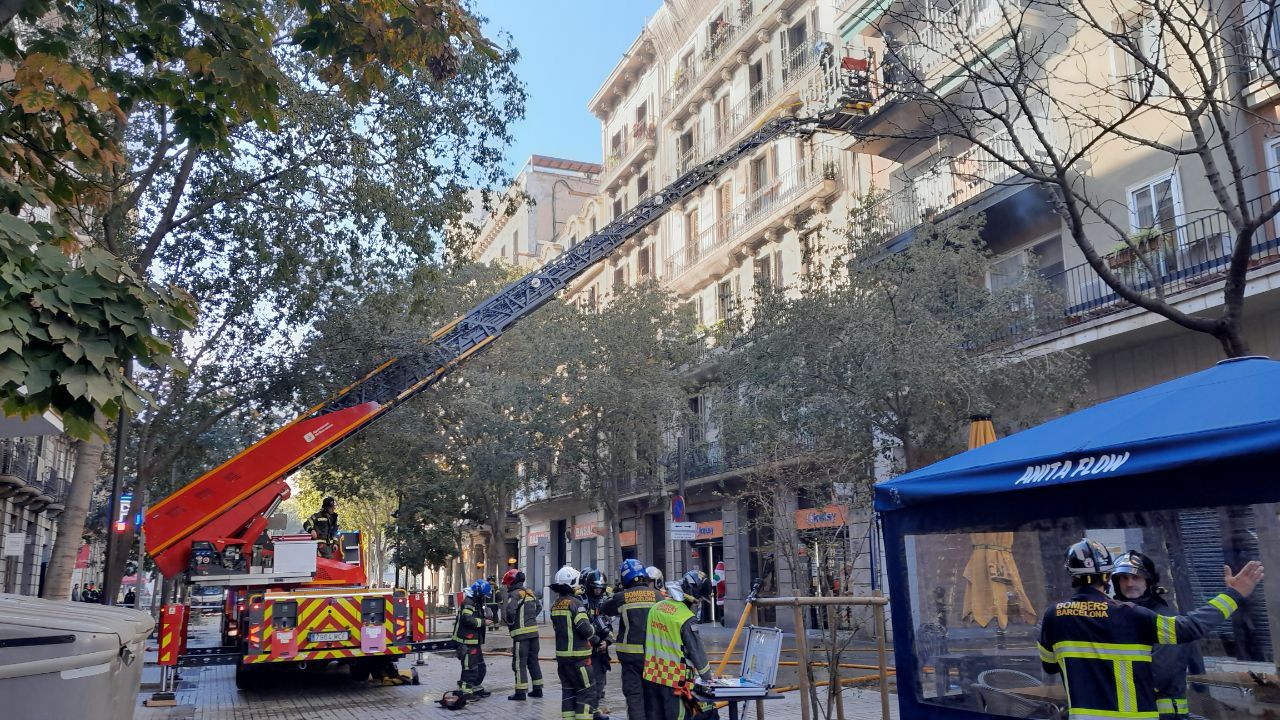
[1042,210,1280,323]
[661,1,758,116]
[656,437,815,486]
[0,439,35,483]
[602,123,656,184]
[1244,9,1280,82]
[40,467,68,503]
[665,149,839,279]
[852,124,1044,242]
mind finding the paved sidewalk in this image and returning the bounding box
[135,618,900,720]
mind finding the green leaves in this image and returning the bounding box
[0,235,196,438]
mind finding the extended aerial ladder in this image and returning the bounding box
[141,45,873,683]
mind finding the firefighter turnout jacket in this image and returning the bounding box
[602,584,658,655]
[303,509,338,543]
[504,582,541,638]
[452,597,486,646]
[1124,589,1205,717]
[551,594,596,657]
[642,598,712,687]
[1038,585,1242,719]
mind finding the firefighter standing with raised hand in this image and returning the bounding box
[1039,539,1263,720]
[452,578,493,700]
[1112,551,1202,720]
[642,570,719,720]
[580,568,613,720]
[552,565,599,720]
[603,558,659,720]
[502,567,544,701]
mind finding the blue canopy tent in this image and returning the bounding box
[874,356,1280,719]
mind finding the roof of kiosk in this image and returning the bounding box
[874,356,1280,512]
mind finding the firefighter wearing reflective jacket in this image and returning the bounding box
[452,579,492,700]
[1112,551,1200,719]
[642,570,719,720]
[552,565,599,720]
[580,568,613,720]
[603,559,659,720]
[502,567,544,701]
[1039,539,1263,720]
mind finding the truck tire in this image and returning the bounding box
[234,663,260,690]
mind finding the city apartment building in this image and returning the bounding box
[0,421,76,596]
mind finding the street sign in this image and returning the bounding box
[670,521,697,541]
[3,532,24,557]
[671,495,686,522]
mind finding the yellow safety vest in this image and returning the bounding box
[642,599,694,687]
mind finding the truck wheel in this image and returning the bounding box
[348,662,370,683]
[234,663,260,690]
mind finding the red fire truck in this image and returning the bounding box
[143,55,872,687]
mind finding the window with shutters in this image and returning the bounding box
[638,246,652,278]
[717,278,736,320]
[613,264,626,290]
[637,173,649,198]
[1118,13,1167,101]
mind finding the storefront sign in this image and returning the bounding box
[3,532,24,557]
[795,504,847,530]
[695,521,724,539]
[526,528,550,545]
[670,521,698,541]
[573,522,599,540]
[618,530,637,547]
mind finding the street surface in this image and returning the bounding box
[135,616,900,720]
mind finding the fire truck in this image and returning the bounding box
[143,46,874,688]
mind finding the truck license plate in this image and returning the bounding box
[309,631,349,643]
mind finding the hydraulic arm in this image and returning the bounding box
[145,80,873,580]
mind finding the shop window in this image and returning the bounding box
[904,504,1273,716]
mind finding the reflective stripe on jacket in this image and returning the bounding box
[551,595,595,657]
[1038,585,1241,719]
[643,598,696,687]
[602,585,657,655]
[451,600,485,645]
[504,585,541,638]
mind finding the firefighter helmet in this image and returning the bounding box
[680,570,712,602]
[501,568,525,587]
[552,564,580,593]
[1113,551,1159,583]
[579,567,606,590]
[620,558,646,586]
[1065,538,1114,577]
[469,578,492,600]
[645,566,664,588]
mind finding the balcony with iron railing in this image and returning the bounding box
[1039,210,1280,330]
[661,1,759,119]
[664,149,841,290]
[852,125,1045,244]
[1244,9,1280,94]
[839,0,1034,139]
[602,123,657,192]
[0,439,37,502]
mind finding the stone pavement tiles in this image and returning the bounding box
[135,648,900,719]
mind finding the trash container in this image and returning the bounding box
[0,592,155,720]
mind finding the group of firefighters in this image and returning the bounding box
[451,558,718,720]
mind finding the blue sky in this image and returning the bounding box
[479,1,662,170]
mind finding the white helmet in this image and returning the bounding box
[555,564,581,587]
[665,581,685,602]
[646,566,664,586]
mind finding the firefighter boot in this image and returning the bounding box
[508,691,527,701]
[528,687,544,698]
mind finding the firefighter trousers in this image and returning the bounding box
[456,645,486,693]
[617,652,647,720]
[588,649,609,713]
[641,679,719,720]
[557,657,594,720]
[511,637,543,692]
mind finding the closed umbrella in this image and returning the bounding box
[960,415,1037,629]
